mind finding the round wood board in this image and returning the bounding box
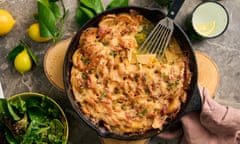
[44,38,72,91]
[195,51,219,98]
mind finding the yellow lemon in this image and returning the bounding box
[136,54,157,65]
[0,9,16,36]
[14,49,32,74]
[27,23,52,42]
[194,21,216,37]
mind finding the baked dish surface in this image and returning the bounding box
[70,10,192,135]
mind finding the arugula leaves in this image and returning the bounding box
[36,0,68,43]
[76,0,128,27]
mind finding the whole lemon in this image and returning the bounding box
[27,23,52,42]
[0,9,16,36]
[14,49,32,74]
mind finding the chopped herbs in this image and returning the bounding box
[103,41,109,46]
[168,82,175,88]
[134,73,140,81]
[82,72,88,80]
[168,81,180,88]
[110,51,118,57]
[114,87,119,94]
[81,56,90,65]
[162,72,169,79]
[102,90,108,97]
[137,108,148,117]
[145,88,150,95]
[100,90,108,101]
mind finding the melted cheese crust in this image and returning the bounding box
[71,11,192,135]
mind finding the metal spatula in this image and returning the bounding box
[138,0,185,59]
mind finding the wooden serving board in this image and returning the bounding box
[44,39,219,143]
[44,38,72,91]
[195,51,219,98]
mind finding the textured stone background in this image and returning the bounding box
[1,0,240,143]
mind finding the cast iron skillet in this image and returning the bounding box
[63,6,201,140]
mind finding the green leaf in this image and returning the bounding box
[80,0,104,14]
[76,6,95,27]
[20,41,39,66]
[48,119,65,143]
[37,0,57,38]
[106,0,128,10]
[14,113,29,134]
[49,0,58,2]
[10,96,27,114]
[28,108,46,123]
[0,99,10,118]
[5,130,17,144]
[7,102,20,121]
[8,44,24,64]
[8,41,38,66]
[49,2,62,19]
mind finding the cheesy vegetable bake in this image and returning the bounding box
[70,10,192,135]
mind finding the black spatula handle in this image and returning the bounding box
[167,0,185,19]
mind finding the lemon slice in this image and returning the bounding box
[194,21,216,37]
[136,54,157,65]
[99,18,115,27]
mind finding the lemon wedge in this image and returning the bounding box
[136,54,157,65]
[194,21,216,37]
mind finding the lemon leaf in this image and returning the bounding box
[8,43,24,64]
[38,0,57,38]
[76,6,95,27]
[106,0,128,10]
[20,41,39,66]
[80,0,104,14]
[49,2,62,19]
[8,41,38,66]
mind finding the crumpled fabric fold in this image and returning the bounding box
[158,87,240,144]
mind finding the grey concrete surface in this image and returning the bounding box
[1,0,240,143]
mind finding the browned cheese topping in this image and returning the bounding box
[71,10,192,135]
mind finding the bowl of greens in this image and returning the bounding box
[0,92,69,144]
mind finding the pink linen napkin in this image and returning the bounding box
[158,87,240,144]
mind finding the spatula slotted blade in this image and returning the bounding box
[137,0,185,59]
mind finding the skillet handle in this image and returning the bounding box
[183,86,202,115]
[167,0,185,19]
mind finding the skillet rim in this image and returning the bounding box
[63,6,199,140]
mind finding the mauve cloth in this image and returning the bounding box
[158,87,240,144]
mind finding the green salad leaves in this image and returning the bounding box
[0,96,67,144]
[76,0,129,27]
